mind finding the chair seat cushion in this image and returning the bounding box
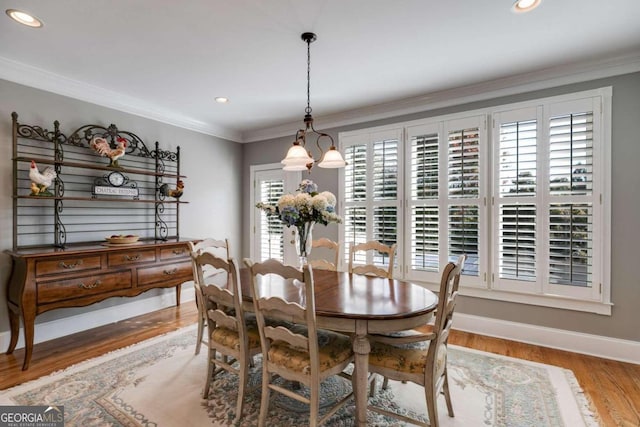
[268,330,353,374]
[369,341,447,377]
[211,325,261,351]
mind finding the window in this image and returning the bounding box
[258,177,285,261]
[339,88,611,313]
[341,129,402,270]
[493,98,602,301]
[250,166,301,264]
[405,116,486,286]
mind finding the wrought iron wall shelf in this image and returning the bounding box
[13,156,186,179]
[11,112,186,250]
[13,195,189,203]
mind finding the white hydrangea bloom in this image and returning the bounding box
[258,180,341,228]
[322,211,342,223]
[319,191,336,207]
[294,192,312,209]
[311,194,328,211]
[277,194,296,211]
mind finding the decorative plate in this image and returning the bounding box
[105,235,140,244]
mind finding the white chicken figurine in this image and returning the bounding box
[90,136,128,167]
[29,160,57,196]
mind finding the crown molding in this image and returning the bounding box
[241,50,640,143]
[0,56,242,142]
[2,51,639,144]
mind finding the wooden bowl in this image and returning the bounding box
[105,235,140,244]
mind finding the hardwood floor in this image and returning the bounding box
[1,304,638,426]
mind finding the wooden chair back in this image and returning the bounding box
[193,252,248,347]
[309,238,340,271]
[431,255,465,347]
[188,238,231,355]
[244,258,318,386]
[348,240,397,278]
[244,258,354,427]
[367,254,465,427]
[188,238,230,259]
[194,251,260,422]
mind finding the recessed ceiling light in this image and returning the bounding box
[6,9,43,28]
[512,0,542,13]
[215,97,229,104]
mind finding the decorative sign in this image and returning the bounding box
[92,171,139,199]
[93,186,139,197]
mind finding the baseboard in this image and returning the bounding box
[0,287,196,351]
[453,313,640,365]
[3,291,637,365]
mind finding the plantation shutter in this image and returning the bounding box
[445,117,484,282]
[492,107,541,292]
[341,129,402,269]
[372,138,398,267]
[259,178,284,261]
[341,88,608,311]
[495,109,539,288]
[545,98,599,300]
[343,142,368,264]
[493,98,601,300]
[407,124,440,277]
[406,117,485,285]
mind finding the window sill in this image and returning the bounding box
[416,280,612,315]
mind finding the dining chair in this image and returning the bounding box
[309,238,340,271]
[193,251,261,423]
[348,240,397,278]
[367,254,466,427]
[188,238,230,355]
[243,258,354,427]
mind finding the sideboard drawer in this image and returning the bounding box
[35,256,102,277]
[137,261,192,286]
[160,246,189,261]
[37,271,132,304]
[108,249,156,267]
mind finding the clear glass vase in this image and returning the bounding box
[295,222,314,268]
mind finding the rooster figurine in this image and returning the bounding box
[29,160,57,196]
[90,136,128,167]
[159,180,184,199]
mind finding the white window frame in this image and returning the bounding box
[404,115,488,289]
[338,87,612,315]
[339,127,404,275]
[249,164,301,265]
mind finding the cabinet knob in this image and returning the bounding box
[172,249,185,255]
[124,254,141,261]
[59,259,83,269]
[163,268,178,276]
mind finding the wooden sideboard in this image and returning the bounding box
[5,239,194,370]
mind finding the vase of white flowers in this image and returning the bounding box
[256,179,341,268]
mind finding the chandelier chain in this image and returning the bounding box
[281,32,346,171]
[306,37,312,115]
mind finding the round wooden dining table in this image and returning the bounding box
[232,267,438,426]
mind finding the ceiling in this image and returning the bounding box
[1,1,640,143]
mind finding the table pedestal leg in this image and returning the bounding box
[352,320,370,426]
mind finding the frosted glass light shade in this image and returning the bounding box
[317,147,347,168]
[283,162,310,171]
[281,144,313,166]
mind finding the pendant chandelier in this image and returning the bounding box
[281,32,347,172]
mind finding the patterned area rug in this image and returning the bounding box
[0,325,599,426]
